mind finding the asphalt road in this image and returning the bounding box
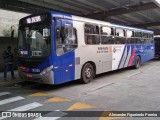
[0,59,160,120]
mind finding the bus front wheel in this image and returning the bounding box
[133,56,141,69]
[81,63,94,84]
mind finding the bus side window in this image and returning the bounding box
[115,28,125,37]
[101,26,111,35]
[126,30,134,44]
[101,26,114,44]
[111,28,114,35]
[135,38,141,44]
[143,33,148,38]
[126,38,130,44]
[86,35,94,44]
[141,39,145,44]
[115,28,125,44]
[85,23,100,45]
[85,35,100,45]
[130,38,135,44]
[115,37,126,44]
[135,32,142,38]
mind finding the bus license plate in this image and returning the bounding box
[27,73,32,78]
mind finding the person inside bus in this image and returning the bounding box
[63,32,73,52]
[87,35,93,44]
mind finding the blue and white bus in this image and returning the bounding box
[18,12,154,85]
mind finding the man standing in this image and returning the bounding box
[2,46,16,80]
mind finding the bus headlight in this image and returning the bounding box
[40,65,53,76]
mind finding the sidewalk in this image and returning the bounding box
[0,70,24,86]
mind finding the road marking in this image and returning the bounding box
[90,83,114,91]
[0,92,10,96]
[0,96,25,105]
[67,102,96,111]
[34,117,61,120]
[9,102,43,111]
[127,71,142,78]
[29,92,49,97]
[44,97,71,103]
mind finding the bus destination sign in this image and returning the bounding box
[26,16,41,24]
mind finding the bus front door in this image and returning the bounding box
[58,51,75,84]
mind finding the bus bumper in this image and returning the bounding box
[18,70,54,85]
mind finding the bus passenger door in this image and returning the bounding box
[55,26,78,84]
[58,51,75,84]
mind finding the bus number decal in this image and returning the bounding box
[32,51,42,56]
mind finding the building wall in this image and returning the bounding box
[0,9,29,36]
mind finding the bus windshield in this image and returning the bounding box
[18,25,51,57]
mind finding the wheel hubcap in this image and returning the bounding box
[85,67,92,78]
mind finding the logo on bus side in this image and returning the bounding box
[113,46,122,53]
[97,46,112,53]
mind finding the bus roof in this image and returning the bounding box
[71,15,153,33]
[19,11,153,33]
[51,11,153,33]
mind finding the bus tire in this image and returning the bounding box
[133,56,141,69]
[81,63,94,84]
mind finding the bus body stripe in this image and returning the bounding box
[118,45,127,69]
[128,47,136,66]
[123,45,129,68]
[122,45,128,68]
[124,45,131,67]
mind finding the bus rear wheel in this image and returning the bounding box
[81,63,94,84]
[134,56,141,69]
